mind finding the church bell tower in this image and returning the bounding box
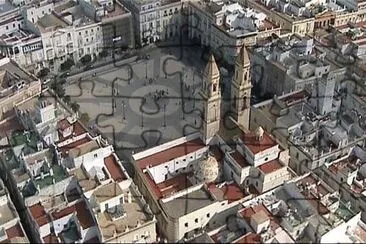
[199,54,221,145]
[231,45,252,130]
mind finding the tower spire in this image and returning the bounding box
[199,53,221,145]
[231,44,252,130]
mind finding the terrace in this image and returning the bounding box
[34,165,68,189]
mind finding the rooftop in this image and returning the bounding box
[208,182,246,203]
[104,155,126,182]
[239,204,280,232]
[58,136,92,158]
[37,13,69,31]
[34,165,68,189]
[93,182,123,203]
[96,187,153,240]
[0,202,17,226]
[144,172,192,200]
[229,150,250,168]
[241,131,277,154]
[2,223,27,243]
[161,186,216,218]
[67,140,99,159]
[51,200,94,229]
[137,138,206,169]
[258,159,283,174]
[29,203,48,227]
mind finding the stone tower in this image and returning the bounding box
[231,45,252,130]
[199,54,221,145]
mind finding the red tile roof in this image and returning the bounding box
[242,132,277,155]
[51,205,75,220]
[43,233,59,243]
[58,120,87,141]
[104,155,126,182]
[280,90,309,105]
[234,233,261,243]
[230,150,250,168]
[137,138,206,169]
[58,136,91,157]
[51,200,94,229]
[239,204,280,232]
[144,172,193,200]
[58,119,72,131]
[6,224,25,240]
[29,203,49,226]
[208,182,246,203]
[75,200,94,229]
[258,160,283,174]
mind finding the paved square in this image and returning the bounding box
[65,46,206,156]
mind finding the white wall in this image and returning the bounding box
[74,145,113,169]
[146,146,207,184]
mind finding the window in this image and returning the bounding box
[207,213,210,218]
[265,157,268,161]
[256,181,258,187]
[6,26,8,30]
[185,222,188,227]
[105,203,108,209]
[195,218,198,223]
[94,153,97,158]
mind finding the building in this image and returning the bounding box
[79,0,135,50]
[246,0,315,36]
[251,76,366,175]
[122,0,183,46]
[131,48,295,242]
[251,34,346,96]
[188,0,280,64]
[0,57,41,120]
[90,181,157,243]
[28,198,100,243]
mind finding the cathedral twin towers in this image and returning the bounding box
[199,45,253,144]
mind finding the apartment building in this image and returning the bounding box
[0,57,41,120]
[188,0,280,64]
[122,0,183,46]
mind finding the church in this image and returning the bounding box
[131,45,293,242]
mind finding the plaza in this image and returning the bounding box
[65,46,206,159]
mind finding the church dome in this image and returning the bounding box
[194,155,219,183]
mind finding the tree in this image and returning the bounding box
[70,102,80,113]
[50,81,65,98]
[79,113,90,125]
[80,54,92,65]
[60,58,75,71]
[63,95,71,104]
[37,68,50,78]
[99,50,108,58]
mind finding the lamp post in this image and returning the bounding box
[163,103,166,127]
[182,101,185,120]
[145,60,148,79]
[122,101,126,120]
[141,111,144,128]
